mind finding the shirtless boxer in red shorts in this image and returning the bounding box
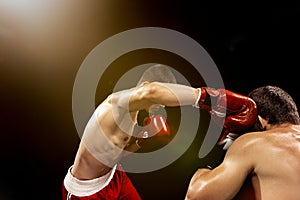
[62,64,257,200]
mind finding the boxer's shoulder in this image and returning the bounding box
[227,132,267,153]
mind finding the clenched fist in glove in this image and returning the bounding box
[136,113,171,148]
[195,87,258,150]
[123,105,171,154]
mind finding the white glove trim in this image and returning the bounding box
[218,133,240,150]
[193,88,202,108]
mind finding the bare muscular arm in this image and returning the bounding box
[110,82,199,112]
[185,134,255,200]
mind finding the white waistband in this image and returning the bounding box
[63,164,117,197]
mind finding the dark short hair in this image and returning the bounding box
[248,85,300,125]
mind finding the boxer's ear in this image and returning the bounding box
[258,115,268,130]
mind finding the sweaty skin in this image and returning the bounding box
[185,123,300,200]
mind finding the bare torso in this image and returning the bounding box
[71,97,139,180]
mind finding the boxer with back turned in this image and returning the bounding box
[185,85,300,200]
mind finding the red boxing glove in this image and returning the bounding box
[136,114,170,147]
[142,115,170,137]
[196,87,258,143]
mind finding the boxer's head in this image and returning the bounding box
[136,63,176,121]
[134,64,176,151]
[136,64,177,86]
[248,85,300,131]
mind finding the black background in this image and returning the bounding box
[0,2,299,200]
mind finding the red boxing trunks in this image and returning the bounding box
[62,163,141,200]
